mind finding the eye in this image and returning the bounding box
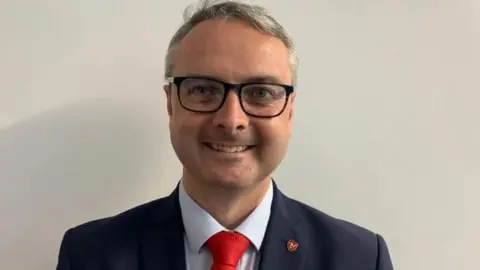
[253,89,271,98]
[187,85,220,95]
[245,87,274,99]
[243,84,286,101]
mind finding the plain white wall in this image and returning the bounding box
[1,0,479,269]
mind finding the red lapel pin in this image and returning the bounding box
[286,239,299,251]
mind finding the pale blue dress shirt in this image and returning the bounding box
[178,180,273,270]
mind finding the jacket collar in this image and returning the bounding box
[140,180,310,270]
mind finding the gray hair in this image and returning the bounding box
[164,0,298,85]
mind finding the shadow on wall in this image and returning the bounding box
[0,98,164,270]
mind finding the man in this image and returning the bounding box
[56,0,394,269]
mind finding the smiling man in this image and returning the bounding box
[56,1,394,270]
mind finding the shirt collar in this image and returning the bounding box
[179,180,273,253]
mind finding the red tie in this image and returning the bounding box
[206,231,250,270]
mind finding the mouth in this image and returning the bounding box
[203,142,255,153]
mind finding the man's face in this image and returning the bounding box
[165,19,295,189]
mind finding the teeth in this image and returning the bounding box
[208,143,249,153]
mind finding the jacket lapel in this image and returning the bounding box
[140,187,187,270]
[258,183,308,270]
[138,182,318,270]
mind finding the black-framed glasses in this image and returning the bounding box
[166,76,294,118]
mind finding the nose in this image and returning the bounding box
[212,91,249,133]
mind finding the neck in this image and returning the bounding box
[181,171,271,230]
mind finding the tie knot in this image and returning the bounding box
[206,231,250,269]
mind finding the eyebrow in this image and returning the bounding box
[182,73,285,85]
[243,76,284,84]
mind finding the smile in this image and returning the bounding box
[204,143,255,153]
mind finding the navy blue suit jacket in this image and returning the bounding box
[56,183,394,270]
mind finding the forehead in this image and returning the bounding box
[171,19,292,84]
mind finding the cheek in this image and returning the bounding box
[170,112,205,141]
[258,121,290,150]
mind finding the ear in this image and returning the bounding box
[163,84,173,116]
[288,93,296,121]
[286,93,296,138]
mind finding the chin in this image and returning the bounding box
[202,169,256,189]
